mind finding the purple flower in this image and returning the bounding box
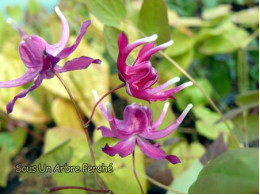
[0,6,101,114]
[93,90,193,164]
[117,32,193,102]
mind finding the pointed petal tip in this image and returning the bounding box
[94,59,102,64]
[54,6,61,13]
[164,102,170,111]
[164,40,174,47]
[184,81,193,88]
[169,77,180,84]
[150,34,158,41]
[187,81,194,86]
[6,18,20,31]
[6,18,14,24]
[167,40,174,46]
[183,103,193,116]
[166,155,181,164]
[92,89,99,101]
[187,104,193,110]
[141,34,158,43]
[105,102,112,113]
[6,103,13,114]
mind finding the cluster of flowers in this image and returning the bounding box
[0,7,193,165]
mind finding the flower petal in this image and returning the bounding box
[117,32,128,53]
[149,77,180,95]
[54,56,101,73]
[141,104,193,139]
[133,43,155,66]
[46,6,70,55]
[92,90,108,120]
[139,40,173,62]
[6,74,45,114]
[0,69,40,88]
[19,36,48,68]
[149,81,193,101]
[125,34,158,55]
[57,20,91,58]
[122,104,153,134]
[98,126,114,138]
[126,61,158,90]
[152,102,170,129]
[137,137,167,160]
[105,102,132,139]
[7,18,26,37]
[102,137,136,157]
[117,33,157,81]
[165,155,181,164]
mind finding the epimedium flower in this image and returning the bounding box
[93,90,193,164]
[0,6,101,114]
[117,32,193,102]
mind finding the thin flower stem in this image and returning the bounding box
[53,71,108,191]
[49,186,110,193]
[132,150,144,194]
[84,83,125,128]
[242,110,248,147]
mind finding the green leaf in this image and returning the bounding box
[206,59,232,98]
[199,22,249,55]
[20,140,73,179]
[202,5,231,20]
[44,127,96,192]
[168,160,203,194]
[138,0,171,44]
[0,128,27,158]
[0,148,12,187]
[236,91,259,106]
[44,127,91,164]
[104,25,121,62]
[193,106,233,140]
[84,0,126,27]
[165,30,195,57]
[169,142,205,177]
[51,98,82,131]
[232,7,259,27]
[233,114,259,143]
[189,148,259,194]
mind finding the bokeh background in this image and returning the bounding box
[0,0,258,194]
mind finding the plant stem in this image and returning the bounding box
[49,186,110,193]
[132,150,144,194]
[159,52,240,147]
[84,83,125,128]
[53,71,107,191]
[242,110,248,147]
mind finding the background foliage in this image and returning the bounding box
[0,0,258,193]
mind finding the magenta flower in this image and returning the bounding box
[117,32,193,102]
[0,7,100,114]
[93,90,193,164]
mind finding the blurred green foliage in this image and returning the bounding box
[0,0,258,194]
